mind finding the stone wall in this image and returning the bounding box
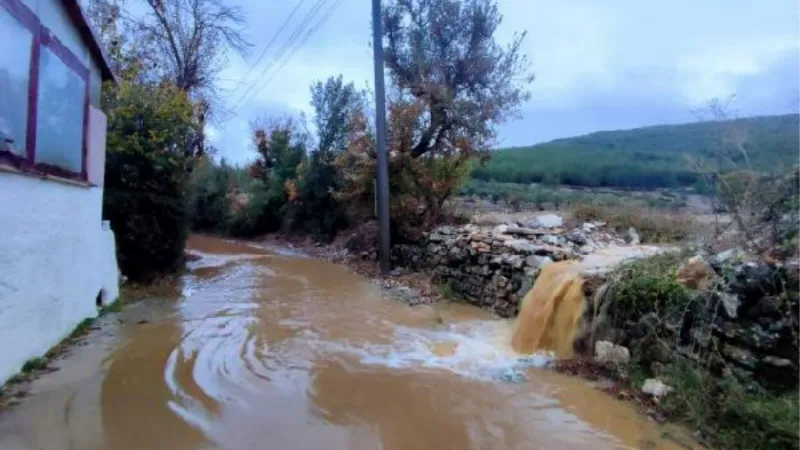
[692,258,798,390]
[391,219,798,392]
[392,216,640,317]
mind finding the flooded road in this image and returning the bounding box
[0,236,697,450]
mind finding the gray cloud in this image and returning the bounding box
[210,0,800,164]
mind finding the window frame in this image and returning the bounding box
[0,0,91,182]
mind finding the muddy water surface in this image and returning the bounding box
[0,236,698,450]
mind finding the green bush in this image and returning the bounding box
[188,158,233,232]
[102,81,198,281]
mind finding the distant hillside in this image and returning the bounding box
[473,114,800,189]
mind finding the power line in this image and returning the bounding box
[225,0,311,102]
[228,0,331,114]
[258,0,346,90]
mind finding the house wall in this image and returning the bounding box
[0,106,118,384]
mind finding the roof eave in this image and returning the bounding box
[63,0,117,84]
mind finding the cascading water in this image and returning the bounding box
[511,261,587,357]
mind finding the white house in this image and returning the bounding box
[0,0,119,384]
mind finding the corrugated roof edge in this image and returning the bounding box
[63,0,116,83]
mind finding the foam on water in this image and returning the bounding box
[325,319,553,381]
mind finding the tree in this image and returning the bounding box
[382,0,533,159]
[278,76,366,239]
[188,156,233,232]
[310,75,365,157]
[84,0,250,156]
[136,0,249,95]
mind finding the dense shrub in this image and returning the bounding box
[187,157,233,232]
[103,81,198,281]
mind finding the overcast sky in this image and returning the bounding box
[209,0,800,165]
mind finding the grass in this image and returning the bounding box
[572,203,696,243]
[660,359,800,450]
[20,358,47,373]
[436,282,467,303]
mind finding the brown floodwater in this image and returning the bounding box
[0,235,701,450]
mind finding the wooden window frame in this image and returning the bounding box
[0,0,91,182]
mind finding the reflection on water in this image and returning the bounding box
[0,235,699,450]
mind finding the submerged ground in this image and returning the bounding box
[0,235,699,450]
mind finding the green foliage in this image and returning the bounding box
[611,253,692,321]
[69,318,96,339]
[20,358,47,373]
[474,114,800,189]
[102,81,199,281]
[310,75,364,156]
[660,359,800,450]
[188,157,233,232]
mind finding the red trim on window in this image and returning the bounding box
[0,0,37,32]
[25,23,40,162]
[81,73,90,180]
[2,0,92,183]
[40,31,89,81]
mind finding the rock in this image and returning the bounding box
[745,295,783,318]
[642,338,672,364]
[525,255,553,268]
[429,233,444,242]
[505,226,544,236]
[390,268,403,277]
[642,379,673,398]
[539,234,561,246]
[718,292,741,319]
[722,344,759,369]
[728,263,786,305]
[626,227,641,245]
[582,222,597,232]
[566,231,588,246]
[438,225,456,235]
[530,214,563,228]
[715,322,782,351]
[505,239,538,254]
[762,356,793,369]
[677,255,716,291]
[493,224,509,234]
[711,248,747,266]
[594,340,631,364]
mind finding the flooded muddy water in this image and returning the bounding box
[0,235,698,450]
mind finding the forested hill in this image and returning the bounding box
[473,114,800,189]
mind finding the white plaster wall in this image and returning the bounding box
[0,172,119,384]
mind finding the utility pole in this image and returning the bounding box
[371,0,391,273]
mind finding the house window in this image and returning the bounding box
[35,46,86,173]
[0,6,33,156]
[0,0,91,181]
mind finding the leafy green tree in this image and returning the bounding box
[229,118,307,236]
[102,81,199,281]
[310,75,364,156]
[188,157,232,232]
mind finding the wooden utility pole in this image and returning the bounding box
[371,0,391,273]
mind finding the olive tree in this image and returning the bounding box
[382,0,534,159]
